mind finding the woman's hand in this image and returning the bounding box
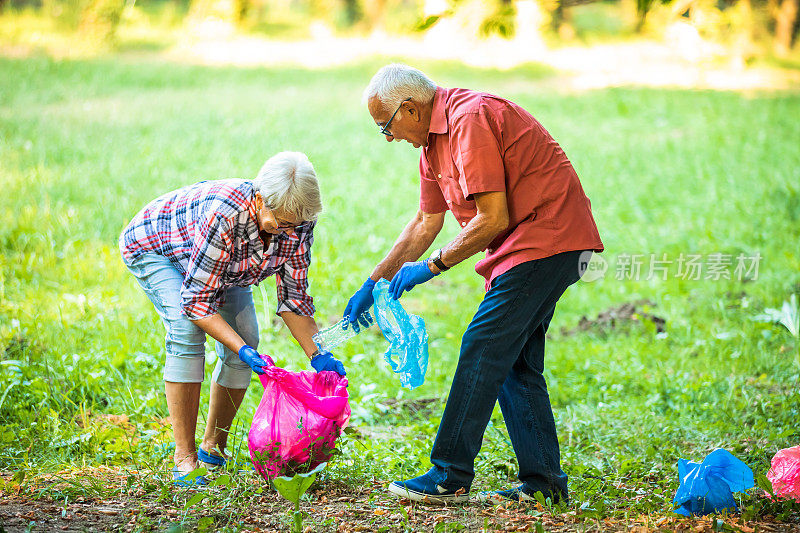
[237,345,275,374]
[310,351,347,376]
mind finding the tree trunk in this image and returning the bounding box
[79,0,125,45]
[774,0,799,55]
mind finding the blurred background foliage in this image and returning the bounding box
[0,0,797,58]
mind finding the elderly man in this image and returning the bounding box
[343,64,603,503]
[120,151,346,486]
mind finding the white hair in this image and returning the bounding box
[252,151,322,222]
[362,63,437,113]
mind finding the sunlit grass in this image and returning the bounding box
[1,55,799,527]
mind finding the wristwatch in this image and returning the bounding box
[430,248,450,272]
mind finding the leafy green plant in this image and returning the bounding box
[272,462,326,533]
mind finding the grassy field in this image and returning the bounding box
[1,54,800,531]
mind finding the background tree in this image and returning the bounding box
[770,0,798,54]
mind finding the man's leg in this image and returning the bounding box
[427,252,583,491]
[496,251,584,500]
[497,311,568,500]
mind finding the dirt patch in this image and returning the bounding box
[561,299,667,336]
[2,489,799,533]
[379,397,441,416]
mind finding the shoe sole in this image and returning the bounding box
[388,483,470,504]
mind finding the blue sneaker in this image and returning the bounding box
[388,472,470,504]
[172,466,208,487]
[197,447,227,470]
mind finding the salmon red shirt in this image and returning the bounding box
[419,87,604,289]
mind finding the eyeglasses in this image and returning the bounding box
[379,98,411,137]
[265,206,306,230]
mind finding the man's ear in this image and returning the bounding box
[405,101,421,122]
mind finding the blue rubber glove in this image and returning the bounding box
[237,345,274,375]
[310,351,347,376]
[389,260,437,300]
[343,277,376,332]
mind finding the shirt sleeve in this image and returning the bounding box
[419,154,449,214]
[451,106,506,200]
[180,213,232,319]
[274,224,315,317]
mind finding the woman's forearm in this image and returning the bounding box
[279,312,320,359]
[191,313,248,354]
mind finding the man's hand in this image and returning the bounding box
[310,351,347,376]
[343,277,376,332]
[389,260,437,300]
[238,345,275,374]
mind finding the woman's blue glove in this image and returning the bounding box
[343,277,376,332]
[310,351,347,376]
[389,260,437,300]
[238,345,274,375]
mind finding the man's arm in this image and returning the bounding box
[370,209,446,281]
[429,191,509,273]
[386,191,509,299]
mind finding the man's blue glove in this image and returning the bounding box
[343,277,376,332]
[389,260,437,300]
[238,345,274,375]
[310,351,347,376]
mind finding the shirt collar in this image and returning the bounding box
[427,86,448,136]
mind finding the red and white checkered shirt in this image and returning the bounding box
[120,179,315,320]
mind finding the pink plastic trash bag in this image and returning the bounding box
[248,366,350,480]
[767,445,800,502]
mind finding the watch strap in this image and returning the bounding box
[432,250,450,272]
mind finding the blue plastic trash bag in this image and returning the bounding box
[673,448,755,516]
[371,279,429,389]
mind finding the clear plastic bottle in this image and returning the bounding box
[312,311,374,353]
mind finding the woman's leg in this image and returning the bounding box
[165,382,202,471]
[201,382,247,457]
[202,286,259,456]
[125,254,207,474]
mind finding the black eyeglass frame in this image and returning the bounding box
[379,98,412,137]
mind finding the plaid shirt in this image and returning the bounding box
[120,179,315,320]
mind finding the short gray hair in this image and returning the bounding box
[252,151,322,222]
[362,63,437,113]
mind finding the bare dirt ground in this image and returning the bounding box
[2,469,799,532]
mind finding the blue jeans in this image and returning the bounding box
[124,253,259,389]
[428,251,585,499]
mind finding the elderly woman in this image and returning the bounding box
[119,151,345,486]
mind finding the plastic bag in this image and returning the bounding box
[673,448,755,516]
[767,445,800,502]
[371,279,429,389]
[248,366,350,480]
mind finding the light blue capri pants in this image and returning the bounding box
[125,253,258,389]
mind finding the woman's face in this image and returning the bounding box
[254,193,302,236]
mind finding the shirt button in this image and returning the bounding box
[488,248,494,253]
[460,221,466,227]
[437,174,442,179]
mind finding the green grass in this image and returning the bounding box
[1,54,800,529]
